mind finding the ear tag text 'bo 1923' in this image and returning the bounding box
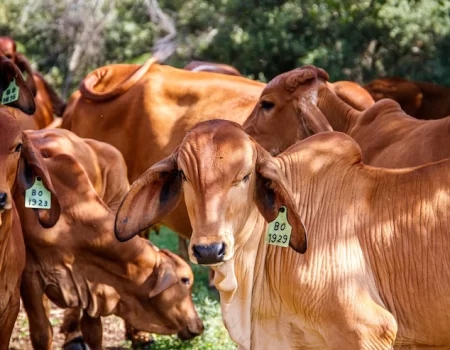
[265,206,292,247]
[25,177,51,209]
[1,79,20,105]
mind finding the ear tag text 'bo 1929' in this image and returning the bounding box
[265,206,292,247]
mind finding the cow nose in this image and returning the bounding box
[0,193,7,210]
[192,243,226,264]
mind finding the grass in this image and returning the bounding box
[147,227,237,350]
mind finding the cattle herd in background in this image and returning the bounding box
[0,35,449,349]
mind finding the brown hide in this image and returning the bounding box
[364,77,450,119]
[16,129,203,349]
[247,65,450,168]
[62,59,373,240]
[0,110,60,348]
[116,121,450,349]
[0,37,65,129]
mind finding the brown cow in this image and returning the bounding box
[0,37,66,129]
[115,120,450,349]
[0,109,60,349]
[62,59,372,238]
[184,60,242,76]
[364,76,450,119]
[15,129,203,349]
[0,56,35,115]
[244,65,450,168]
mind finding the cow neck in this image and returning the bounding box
[0,208,14,273]
[317,84,361,134]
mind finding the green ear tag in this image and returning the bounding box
[1,79,20,105]
[25,177,51,209]
[265,206,292,247]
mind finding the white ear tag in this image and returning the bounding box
[25,176,51,209]
[265,206,292,247]
[1,79,20,105]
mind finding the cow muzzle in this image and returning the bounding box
[177,318,204,340]
[0,192,9,210]
[192,243,226,265]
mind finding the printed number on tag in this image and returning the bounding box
[25,177,51,209]
[1,79,20,105]
[265,206,292,247]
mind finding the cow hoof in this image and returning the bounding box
[131,337,155,349]
[63,336,90,350]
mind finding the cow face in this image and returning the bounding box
[115,120,307,266]
[244,65,332,155]
[118,248,203,339]
[0,37,37,96]
[0,110,60,228]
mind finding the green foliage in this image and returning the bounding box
[2,0,450,94]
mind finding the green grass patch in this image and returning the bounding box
[148,227,237,350]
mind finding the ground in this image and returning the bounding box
[9,228,237,350]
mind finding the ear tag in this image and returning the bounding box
[1,79,20,105]
[265,206,292,247]
[25,176,51,209]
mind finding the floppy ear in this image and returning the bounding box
[0,56,35,115]
[253,143,307,253]
[115,151,183,242]
[149,250,179,298]
[14,53,37,96]
[293,83,333,135]
[17,132,61,228]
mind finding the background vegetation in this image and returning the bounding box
[2,0,450,97]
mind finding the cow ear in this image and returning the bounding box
[115,151,182,242]
[18,132,61,228]
[254,143,307,254]
[293,87,333,135]
[149,251,178,298]
[0,56,35,115]
[14,53,37,96]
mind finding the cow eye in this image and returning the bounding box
[260,101,275,111]
[5,54,12,59]
[181,277,190,285]
[14,143,22,152]
[242,173,251,182]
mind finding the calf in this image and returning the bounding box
[0,110,60,349]
[116,120,450,349]
[244,65,450,167]
[15,129,203,350]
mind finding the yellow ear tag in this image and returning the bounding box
[265,206,292,247]
[1,79,20,105]
[25,176,51,209]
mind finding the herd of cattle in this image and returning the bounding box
[0,35,449,349]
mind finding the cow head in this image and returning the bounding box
[0,36,37,96]
[244,65,332,155]
[115,120,307,266]
[117,247,204,339]
[364,77,423,116]
[0,109,60,228]
[0,56,35,114]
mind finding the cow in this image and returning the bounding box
[0,36,66,129]
[14,128,203,349]
[0,55,35,115]
[244,65,450,168]
[0,108,59,349]
[364,76,450,119]
[114,119,450,350]
[184,60,242,76]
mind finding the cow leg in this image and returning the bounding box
[20,275,53,350]
[80,310,103,350]
[178,237,189,261]
[125,323,155,348]
[0,282,21,350]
